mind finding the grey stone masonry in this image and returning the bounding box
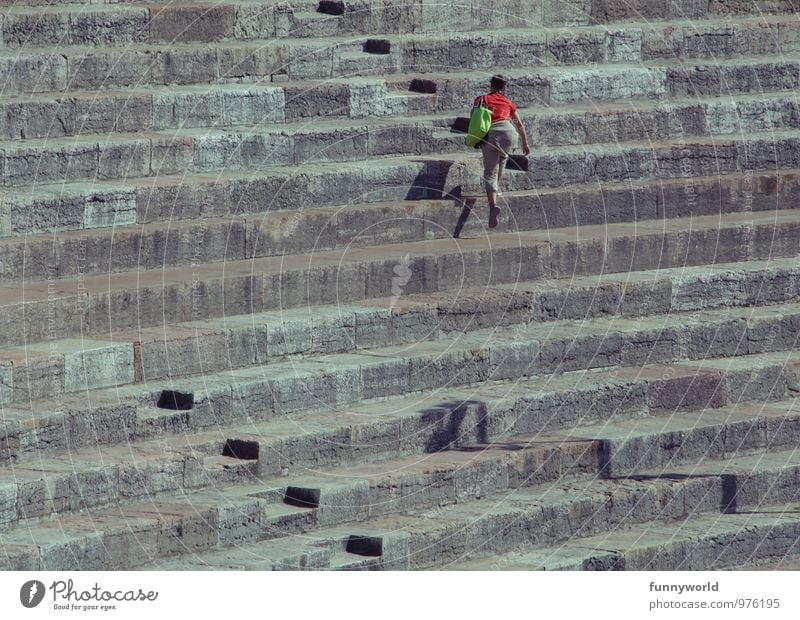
[4,0,800,573]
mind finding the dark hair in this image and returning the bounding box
[490,74,508,92]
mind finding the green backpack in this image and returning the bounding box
[465,96,492,148]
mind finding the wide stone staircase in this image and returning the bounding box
[3,0,800,570]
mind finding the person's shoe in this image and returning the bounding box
[489,206,501,229]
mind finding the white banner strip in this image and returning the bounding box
[1,571,799,620]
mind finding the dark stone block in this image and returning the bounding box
[157,390,194,410]
[223,439,260,460]
[346,535,383,556]
[284,487,321,508]
[318,0,345,16]
[364,39,391,54]
[410,78,437,93]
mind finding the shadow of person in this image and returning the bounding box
[453,197,476,239]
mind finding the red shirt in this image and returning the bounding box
[474,92,517,123]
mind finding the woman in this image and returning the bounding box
[473,75,531,228]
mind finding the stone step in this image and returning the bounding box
[4,371,798,529]
[0,321,728,459]
[446,501,800,570]
[388,56,800,104]
[0,124,800,236]
[2,27,799,93]
[0,206,797,346]
[0,359,739,523]
[5,271,800,459]
[5,58,799,144]
[1,158,786,241]
[0,81,437,141]
[4,251,800,402]
[343,451,800,570]
[0,495,315,569]
[0,163,793,279]
[3,3,799,80]
[1,0,796,29]
[0,0,518,49]
[92,450,800,570]
[3,88,799,170]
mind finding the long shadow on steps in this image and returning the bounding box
[452,198,476,239]
[421,400,490,452]
[406,159,459,201]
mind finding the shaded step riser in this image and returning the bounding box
[4,257,800,403]
[451,514,800,571]
[0,347,786,482]
[0,339,722,460]
[0,0,616,48]
[1,168,794,280]
[2,168,787,242]
[4,93,800,183]
[4,80,799,145]
[4,36,798,97]
[5,459,799,571]
[2,132,796,213]
[1,212,798,348]
[405,472,800,570]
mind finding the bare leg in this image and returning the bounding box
[487,190,500,228]
[496,157,507,193]
[481,132,503,229]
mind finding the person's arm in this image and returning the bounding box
[511,111,530,156]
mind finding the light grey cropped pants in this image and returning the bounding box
[481,120,518,193]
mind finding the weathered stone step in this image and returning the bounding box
[13,359,783,527]
[4,252,800,403]
[0,130,800,236]
[1,207,798,347]
[5,406,800,570]
[446,501,800,570]
[0,322,726,459]
[0,0,515,50]
[385,55,800,103]
[4,272,800,461]
[3,160,786,243]
[2,29,799,94]
[152,340,797,475]
[0,81,798,151]
[575,398,800,476]
[1,161,793,279]
[4,2,800,84]
[0,495,315,569]
[348,451,800,570]
[6,57,800,145]
[125,452,800,571]
[0,409,601,526]
[1,0,795,28]
[4,91,800,179]
[136,536,336,571]
[0,78,433,141]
